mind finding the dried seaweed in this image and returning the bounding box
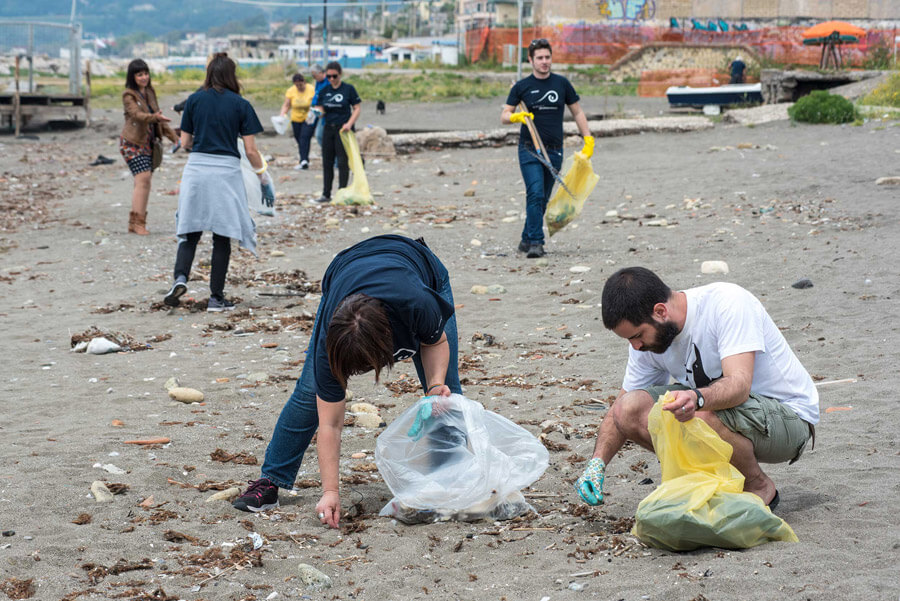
[209,449,258,465]
[0,578,34,600]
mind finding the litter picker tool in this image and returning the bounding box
[516,102,575,200]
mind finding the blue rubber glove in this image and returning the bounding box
[575,457,605,505]
[406,401,434,441]
[259,171,275,208]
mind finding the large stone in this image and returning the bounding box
[350,402,379,415]
[701,260,729,275]
[356,126,396,158]
[297,563,332,590]
[168,387,204,403]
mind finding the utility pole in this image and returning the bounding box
[516,0,523,81]
[323,0,329,63]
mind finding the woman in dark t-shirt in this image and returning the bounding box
[232,235,462,527]
[311,61,361,203]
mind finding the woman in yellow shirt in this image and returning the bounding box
[279,73,316,170]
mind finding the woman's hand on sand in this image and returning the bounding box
[316,490,340,528]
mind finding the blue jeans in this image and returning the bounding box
[291,120,315,163]
[260,272,462,490]
[518,144,563,245]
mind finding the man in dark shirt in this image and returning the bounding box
[502,39,593,259]
[232,235,462,528]
[730,56,746,84]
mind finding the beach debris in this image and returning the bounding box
[270,250,285,257]
[246,372,269,383]
[297,564,333,590]
[463,188,476,197]
[123,437,171,446]
[210,448,257,465]
[470,285,488,294]
[206,487,241,503]
[0,577,35,599]
[168,387,204,403]
[825,406,853,413]
[90,481,115,503]
[875,176,900,186]
[354,413,384,429]
[86,337,122,355]
[350,402,379,415]
[700,261,729,275]
[164,377,179,391]
[569,265,591,274]
[111,419,124,427]
[72,514,92,525]
[94,463,126,475]
[470,238,482,247]
[791,278,814,289]
[568,582,586,591]
[486,284,506,295]
[351,452,367,459]
[248,532,264,550]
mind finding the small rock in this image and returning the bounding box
[354,413,383,429]
[247,372,269,383]
[164,377,180,391]
[297,563,332,590]
[205,487,241,503]
[351,452,367,459]
[568,582,586,591]
[605,209,618,217]
[645,219,668,227]
[700,260,729,275]
[569,266,591,273]
[535,258,549,266]
[470,285,488,295]
[96,463,126,475]
[791,278,814,289]
[1,531,14,537]
[168,387,204,403]
[875,176,900,186]
[325,217,340,226]
[501,216,518,223]
[463,189,476,197]
[270,250,286,257]
[469,238,482,247]
[90,481,114,503]
[350,402,379,415]
[86,337,122,355]
[486,284,506,294]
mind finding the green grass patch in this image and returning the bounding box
[787,90,858,124]
[860,72,900,108]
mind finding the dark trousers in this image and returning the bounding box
[173,232,231,298]
[291,120,315,163]
[321,122,349,198]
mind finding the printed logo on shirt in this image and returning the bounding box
[394,348,416,361]
[537,90,559,104]
[326,93,344,104]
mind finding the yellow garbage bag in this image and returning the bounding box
[333,130,374,206]
[545,152,599,236]
[632,394,798,551]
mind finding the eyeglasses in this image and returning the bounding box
[529,38,549,48]
[326,73,339,80]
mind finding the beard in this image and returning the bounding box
[645,320,679,354]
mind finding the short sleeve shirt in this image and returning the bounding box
[505,73,579,149]
[180,88,263,158]
[311,235,454,402]
[285,84,315,122]
[317,82,361,126]
[620,282,820,424]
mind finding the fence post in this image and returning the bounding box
[85,59,92,126]
[14,55,21,137]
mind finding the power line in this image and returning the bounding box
[221,0,408,7]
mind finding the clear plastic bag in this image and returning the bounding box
[545,153,599,236]
[375,394,549,524]
[632,394,799,551]
[333,130,374,206]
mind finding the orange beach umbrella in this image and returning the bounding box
[802,20,866,40]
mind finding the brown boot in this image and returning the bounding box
[130,211,149,235]
[128,211,138,233]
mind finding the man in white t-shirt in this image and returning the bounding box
[576,267,819,511]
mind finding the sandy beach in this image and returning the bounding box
[0,94,898,601]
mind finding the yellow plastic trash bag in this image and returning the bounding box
[632,394,798,552]
[545,152,599,236]
[333,130,374,206]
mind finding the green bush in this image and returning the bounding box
[788,90,858,123]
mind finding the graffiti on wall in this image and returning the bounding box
[596,0,656,21]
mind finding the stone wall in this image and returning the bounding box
[611,44,758,81]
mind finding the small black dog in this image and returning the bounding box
[376,99,386,115]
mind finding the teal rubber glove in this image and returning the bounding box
[406,401,434,440]
[575,457,605,505]
[259,170,275,208]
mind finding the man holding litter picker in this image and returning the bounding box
[501,38,593,259]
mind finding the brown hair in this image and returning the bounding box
[325,294,394,390]
[203,52,241,94]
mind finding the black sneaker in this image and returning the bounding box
[517,240,530,253]
[310,195,331,204]
[207,296,235,312]
[526,243,545,258]
[232,478,279,513]
[164,281,187,307]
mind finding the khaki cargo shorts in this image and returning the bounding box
[641,384,813,464]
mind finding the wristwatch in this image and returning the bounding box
[691,388,705,410]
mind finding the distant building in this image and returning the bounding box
[133,41,168,58]
[457,0,533,31]
[228,35,289,60]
